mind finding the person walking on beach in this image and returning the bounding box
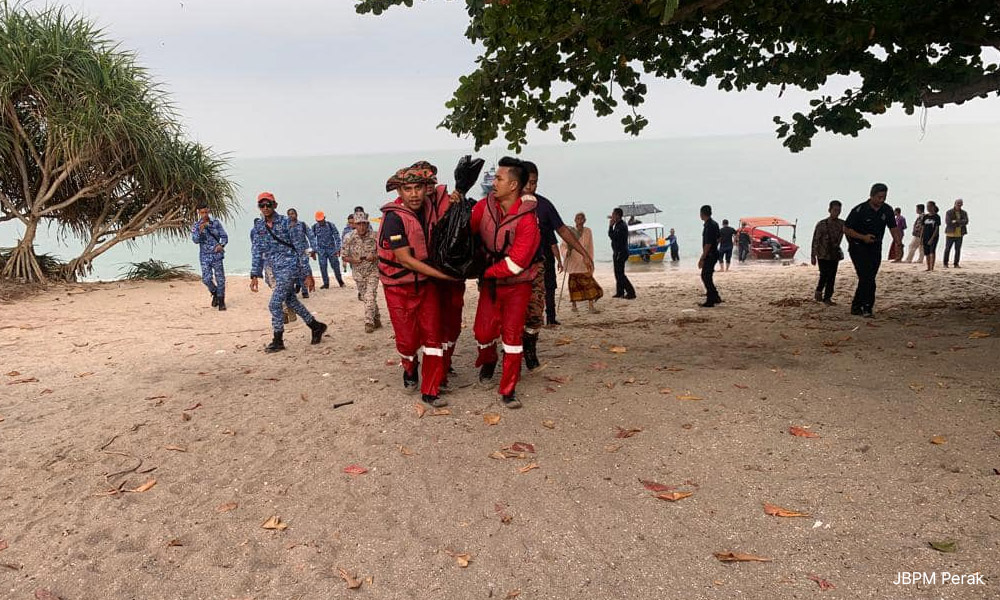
[943,198,969,268]
[698,205,722,307]
[342,211,381,332]
[718,219,736,271]
[609,208,636,299]
[843,183,903,318]
[379,165,456,408]
[191,203,228,311]
[889,207,907,262]
[737,225,751,262]
[921,201,941,271]
[286,208,317,299]
[562,212,602,313]
[667,228,680,262]
[250,192,327,352]
[312,211,345,289]
[905,203,925,264]
[472,157,541,409]
[520,161,594,369]
[810,200,845,305]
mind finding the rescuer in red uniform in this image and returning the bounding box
[471,157,541,409]
[379,165,458,408]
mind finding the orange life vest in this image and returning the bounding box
[378,198,431,286]
[479,194,539,285]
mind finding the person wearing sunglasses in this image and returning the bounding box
[249,192,327,352]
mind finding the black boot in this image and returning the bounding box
[479,362,497,384]
[265,331,285,353]
[211,291,218,307]
[217,295,227,311]
[502,392,522,409]
[403,368,419,391]
[523,333,540,371]
[308,319,327,344]
[422,393,448,408]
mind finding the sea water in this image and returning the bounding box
[6,123,999,280]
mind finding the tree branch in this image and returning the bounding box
[921,71,1000,107]
[0,191,28,225]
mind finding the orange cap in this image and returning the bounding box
[257,191,275,202]
[315,211,325,221]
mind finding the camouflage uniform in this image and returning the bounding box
[342,226,380,327]
[191,218,228,300]
[524,260,546,334]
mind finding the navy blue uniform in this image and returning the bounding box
[312,220,345,287]
[191,218,228,299]
[250,215,316,333]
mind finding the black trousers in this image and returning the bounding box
[816,259,839,301]
[738,243,750,262]
[943,236,963,266]
[849,244,881,311]
[701,253,720,302]
[543,249,558,323]
[669,245,679,261]
[613,251,635,297]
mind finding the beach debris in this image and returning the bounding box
[614,426,642,439]
[216,502,238,513]
[4,371,19,377]
[490,442,535,460]
[664,366,684,372]
[930,435,947,445]
[807,574,835,590]
[541,419,556,429]
[658,388,673,394]
[510,442,535,453]
[676,393,703,401]
[183,402,202,411]
[545,375,569,384]
[968,331,991,339]
[906,341,916,348]
[518,463,539,474]
[495,503,513,524]
[167,538,183,547]
[262,516,288,531]
[713,551,772,563]
[0,540,7,551]
[655,491,693,502]
[733,384,749,389]
[789,426,820,438]
[770,297,804,307]
[640,480,674,492]
[75,371,94,378]
[145,394,168,401]
[444,549,472,568]
[398,445,415,456]
[764,503,810,517]
[39,389,53,395]
[164,445,187,452]
[554,337,573,346]
[0,415,4,423]
[343,465,368,475]
[681,423,694,430]
[181,412,192,422]
[129,479,157,493]
[431,408,451,416]
[505,590,521,599]
[6,377,38,385]
[609,346,627,354]
[589,361,608,370]
[928,539,957,553]
[908,383,925,392]
[34,589,63,600]
[338,567,363,589]
[413,403,427,418]
[333,400,354,409]
[483,413,502,425]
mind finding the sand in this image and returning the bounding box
[1,260,999,600]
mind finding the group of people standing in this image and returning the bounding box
[810,185,971,316]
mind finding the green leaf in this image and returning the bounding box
[929,540,958,553]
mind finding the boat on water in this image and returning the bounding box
[737,216,799,260]
[480,167,496,196]
[618,203,669,263]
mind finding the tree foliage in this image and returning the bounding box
[0,3,235,282]
[356,0,1000,151]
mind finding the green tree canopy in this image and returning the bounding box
[356,0,1000,151]
[0,3,235,282]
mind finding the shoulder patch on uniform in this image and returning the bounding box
[390,234,403,242]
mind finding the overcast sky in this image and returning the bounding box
[55,0,1000,158]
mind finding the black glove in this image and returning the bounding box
[454,155,485,195]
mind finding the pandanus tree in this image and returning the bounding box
[356,0,1000,152]
[0,3,235,282]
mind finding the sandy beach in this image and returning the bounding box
[1,261,999,599]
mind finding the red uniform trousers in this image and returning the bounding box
[436,280,466,376]
[383,282,444,397]
[474,281,532,396]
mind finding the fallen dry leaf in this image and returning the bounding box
[655,491,693,502]
[658,388,673,394]
[74,371,94,378]
[764,503,810,518]
[338,567,363,589]
[0,415,4,423]
[604,444,621,453]
[431,408,452,416]
[0,540,7,552]
[39,389,53,395]
[509,442,536,453]
[413,403,426,418]
[505,591,521,600]
[609,346,627,354]
[5,371,19,377]
[167,538,183,547]
[641,480,674,493]
[164,445,187,452]
[713,551,772,562]
[733,384,749,389]
[129,479,157,493]
[968,331,991,339]
[6,377,38,385]
[930,435,947,445]
[541,419,555,429]
[676,393,704,401]
[261,516,288,530]
[483,413,501,425]
[34,589,63,600]
[908,383,925,392]
[807,573,835,590]
[518,463,539,474]
[545,375,569,385]
[554,337,573,346]
[494,503,513,524]
[343,465,368,475]
[445,550,472,568]
[615,426,642,439]
[589,361,608,370]
[216,502,238,513]
[183,402,202,411]
[789,426,820,438]
[181,412,192,422]
[929,539,957,553]
[398,445,415,456]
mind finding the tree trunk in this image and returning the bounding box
[1,218,45,283]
